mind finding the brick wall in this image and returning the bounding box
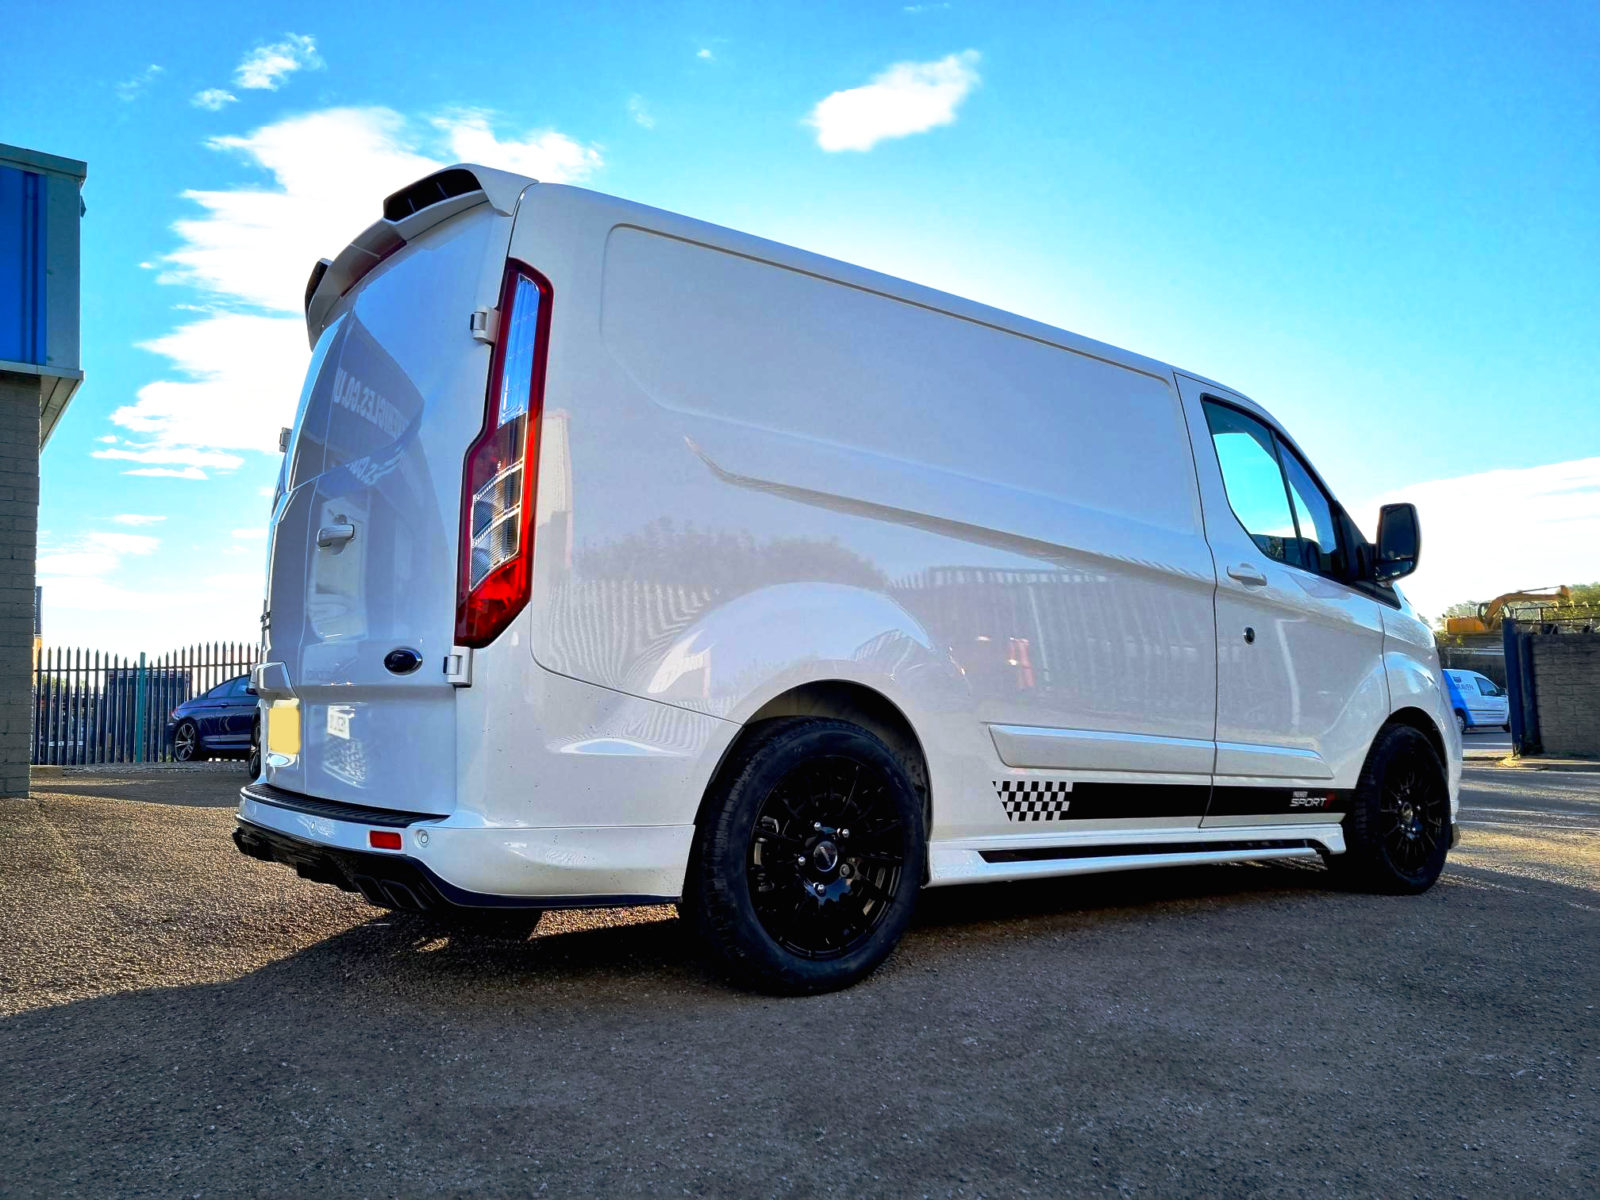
[0,374,42,798]
[1531,634,1600,758]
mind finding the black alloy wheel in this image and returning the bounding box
[1376,757,1448,879]
[684,718,925,994]
[1331,723,1450,893]
[172,720,204,763]
[747,755,907,961]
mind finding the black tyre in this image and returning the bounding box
[1330,724,1450,894]
[247,714,262,777]
[172,720,205,762]
[683,718,925,995]
[1454,709,1468,736]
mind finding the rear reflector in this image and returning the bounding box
[369,830,403,851]
[455,261,553,647]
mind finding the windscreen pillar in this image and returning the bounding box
[0,144,85,798]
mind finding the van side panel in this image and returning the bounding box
[509,187,1218,842]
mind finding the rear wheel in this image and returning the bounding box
[172,720,205,763]
[247,714,262,777]
[1454,709,1468,736]
[1330,724,1450,894]
[683,718,925,995]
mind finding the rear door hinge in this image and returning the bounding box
[445,646,473,687]
[469,307,500,344]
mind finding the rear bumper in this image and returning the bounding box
[235,783,689,911]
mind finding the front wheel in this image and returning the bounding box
[1330,724,1450,894]
[683,718,926,995]
[172,720,205,763]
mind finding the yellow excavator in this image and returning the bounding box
[1445,586,1572,635]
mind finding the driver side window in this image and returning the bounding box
[1203,399,1348,581]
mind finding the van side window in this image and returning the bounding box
[1278,444,1345,577]
[1204,399,1349,582]
[1203,402,1297,564]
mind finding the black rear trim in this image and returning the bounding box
[233,821,674,913]
[980,838,1320,865]
[303,257,331,314]
[240,781,437,828]
[382,167,480,221]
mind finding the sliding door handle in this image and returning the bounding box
[1226,562,1267,587]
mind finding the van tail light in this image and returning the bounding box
[455,261,553,647]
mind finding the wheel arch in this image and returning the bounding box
[1382,705,1449,772]
[693,680,933,839]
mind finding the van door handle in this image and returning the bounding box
[316,523,356,548]
[1226,563,1267,587]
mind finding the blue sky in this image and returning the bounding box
[7,1,1598,650]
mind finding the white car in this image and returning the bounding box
[235,165,1461,993]
[1444,669,1511,734]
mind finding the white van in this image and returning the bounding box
[236,164,1461,993]
[1444,669,1511,733]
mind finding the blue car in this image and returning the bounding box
[166,674,258,762]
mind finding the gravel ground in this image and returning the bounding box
[1,763,1596,1198]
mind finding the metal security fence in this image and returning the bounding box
[31,641,259,765]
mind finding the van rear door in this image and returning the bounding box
[261,180,522,813]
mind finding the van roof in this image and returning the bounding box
[308,164,1265,416]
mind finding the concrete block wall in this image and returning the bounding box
[1531,634,1600,758]
[0,373,41,798]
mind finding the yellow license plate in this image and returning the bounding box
[266,700,301,757]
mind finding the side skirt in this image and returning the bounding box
[927,824,1343,887]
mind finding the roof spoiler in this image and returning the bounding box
[302,163,534,347]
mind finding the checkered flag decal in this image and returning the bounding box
[996,779,1072,822]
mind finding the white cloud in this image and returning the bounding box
[125,467,208,480]
[1367,457,1600,623]
[231,528,268,540]
[807,50,980,152]
[234,34,322,90]
[112,514,168,526]
[36,531,160,580]
[160,107,601,315]
[165,108,438,312]
[697,48,714,61]
[192,88,238,111]
[628,95,655,129]
[110,311,307,458]
[96,434,119,444]
[115,64,163,102]
[433,110,602,182]
[121,105,602,466]
[93,446,246,470]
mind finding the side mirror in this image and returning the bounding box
[1374,502,1420,581]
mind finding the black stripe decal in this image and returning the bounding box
[995,780,1209,822]
[993,779,1356,822]
[980,838,1320,864]
[1207,787,1354,817]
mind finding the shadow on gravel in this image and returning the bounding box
[3,861,1598,1197]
